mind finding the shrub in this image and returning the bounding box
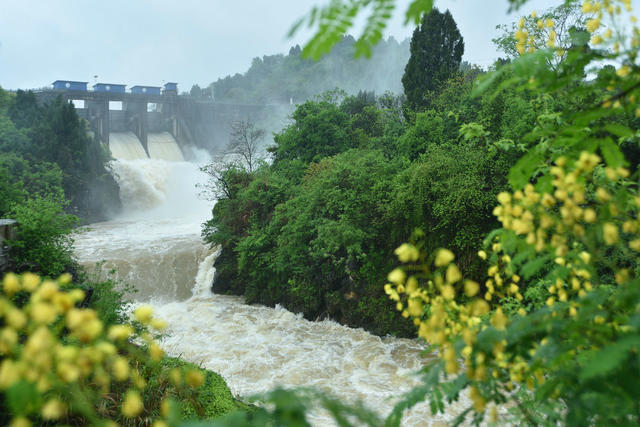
[0,272,243,426]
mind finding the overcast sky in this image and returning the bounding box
[1,0,565,91]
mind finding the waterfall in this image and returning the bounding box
[109,132,148,160]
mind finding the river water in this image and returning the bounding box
[73,155,469,426]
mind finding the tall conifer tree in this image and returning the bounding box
[402,8,464,109]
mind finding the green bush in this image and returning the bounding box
[8,195,77,276]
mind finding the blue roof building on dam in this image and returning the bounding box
[93,83,127,93]
[52,80,88,91]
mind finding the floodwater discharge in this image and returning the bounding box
[74,146,469,425]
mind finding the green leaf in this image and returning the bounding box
[599,137,627,168]
[508,147,545,189]
[404,0,433,25]
[604,123,633,138]
[521,254,552,280]
[287,17,306,38]
[7,380,41,416]
[579,335,640,381]
[472,66,507,98]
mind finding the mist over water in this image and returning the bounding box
[73,136,467,425]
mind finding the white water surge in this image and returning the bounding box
[74,144,470,425]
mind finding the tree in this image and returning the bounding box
[493,2,589,69]
[228,119,265,173]
[190,84,203,98]
[401,8,464,109]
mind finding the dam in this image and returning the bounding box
[34,81,293,159]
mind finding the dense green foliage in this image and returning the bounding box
[8,196,77,276]
[199,0,640,425]
[0,86,122,275]
[402,8,464,109]
[211,36,409,104]
[203,53,550,335]
[276,0,640,425]
[1,89,121,222]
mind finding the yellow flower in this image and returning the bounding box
[407,298,423,317]
[149,342,164,361]
[68,289,85,303]
[572,253,588,267]
[445,264,462,284]
[34,280,59,301]
[41,399,65,420]
[603,222,619,245]
[586,17,601,33]
[151,318,168,330]
[596,187,610,202]
[9,417,31,427]
[169,369,182,386]
[57,272,72,285]
[108,324,134,341]
[497,192,511,205]
[185,370,204,388]
[406,276,418,293]
[464,280,480,297]
[477,250,487,260]
[491,308,507,330]
[617,65,631,77]
[441,284,455,300]
[30,302,58,325]
[434,248,455,267]
[3,273,21,295]
[583,208,597,223]
[77,319,103,342]
[387,268,406,285]
[161,398,173,417]
[134,305,154,324]
[22,272,42,292]
[394,243,420,263]
[113,356,130,381]
[57,362,80,383]
[0,360,19,389]
[122,390,144,418]
[0,327,18,353]
[6,309,27,330]
[96,341,117,356]
[469,386,486,412]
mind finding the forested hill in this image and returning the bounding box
[209,36,410,104]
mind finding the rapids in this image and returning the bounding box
[74,151,470,425]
